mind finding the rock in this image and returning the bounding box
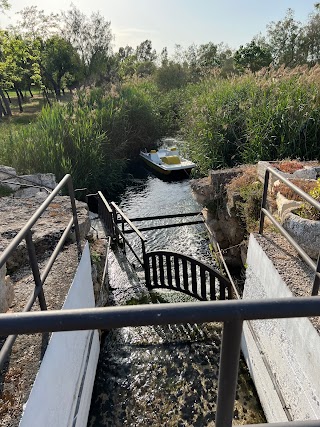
[0,165,20,191]
[0,264,14,312]
[19,173,56,189]
[282,212,320,260]
[293,166,317,180]
[190,177,212,205]
[0,196,90,272]
[210,167,243,200]
[276,192,303,221]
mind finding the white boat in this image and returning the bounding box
[139,147,196,177]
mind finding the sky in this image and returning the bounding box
[0,1,318,55]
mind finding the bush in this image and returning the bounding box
[0,82,170,193]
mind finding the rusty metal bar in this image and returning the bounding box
[216,319,243,427]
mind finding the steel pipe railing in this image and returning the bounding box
[259,166,320,295]
[0,174,82,370]
[0,297,319,426]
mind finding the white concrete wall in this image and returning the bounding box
[20,242,100,427]
[242,234,320,422]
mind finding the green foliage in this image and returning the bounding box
[296,178,320,220]
[0,82,166,192]
[155,62,187,91]
[236,181,263,231]
[180,69,320,175]
[234,40,272,72]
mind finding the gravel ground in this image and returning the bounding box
[254,232,319,332]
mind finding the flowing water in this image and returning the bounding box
[88,158,266,426]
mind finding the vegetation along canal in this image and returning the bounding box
[88,157,266,426]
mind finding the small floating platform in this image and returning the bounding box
[139,147,196,177]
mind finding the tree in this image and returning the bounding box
[0,0,10,13]
[234,40,272,72]
[160,47,168,66]
[12,6,59,40]
[198,42,220,68]
[155,61,187,91]
[267,9,306,67]
[303,5,320,65]
[40,36,82,97]
[62,6,113,82]
[136,40,156,62]
[0,31,38,114]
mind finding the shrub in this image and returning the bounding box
[295,178,320,220]
[227,166,263,232]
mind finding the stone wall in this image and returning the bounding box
[191,167,246,267]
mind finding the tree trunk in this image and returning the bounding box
[18,88,24,101]
[14,84,23,112]
[52,80,60,99]
[43,88,52,107]
[28,86,34,98]
[4,90,11,103]
[0,87,12,116]
[0,100,4,117]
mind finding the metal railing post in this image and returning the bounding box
[25,231,47,311]
[216,319,243,427]
[311,253,320,296]
[67,179,82,257]
[259,168,269,234]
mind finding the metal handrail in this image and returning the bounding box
[0,297,319,427]
[144,249,232,301]
[0,174,82,370]
[110,201,147,267]
[259,166,320,295]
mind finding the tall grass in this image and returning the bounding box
[1,66,319,191]
[180,66,320,175]
[0,82,166,193]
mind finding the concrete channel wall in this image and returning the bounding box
[19,243,100,427]
[241,234,320,423]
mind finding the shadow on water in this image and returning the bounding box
[88,156,266,426]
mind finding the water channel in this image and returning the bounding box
[88,154,266,426]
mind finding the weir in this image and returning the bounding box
[0,167,319,426]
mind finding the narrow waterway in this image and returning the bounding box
[88,154,265,426]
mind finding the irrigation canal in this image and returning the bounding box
[87,157,266,426]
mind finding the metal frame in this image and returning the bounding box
[110,201,147,267]
[0,174,82,370]
[144,249,232,300]
[259,166,320,295]
[0,297,319,427]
